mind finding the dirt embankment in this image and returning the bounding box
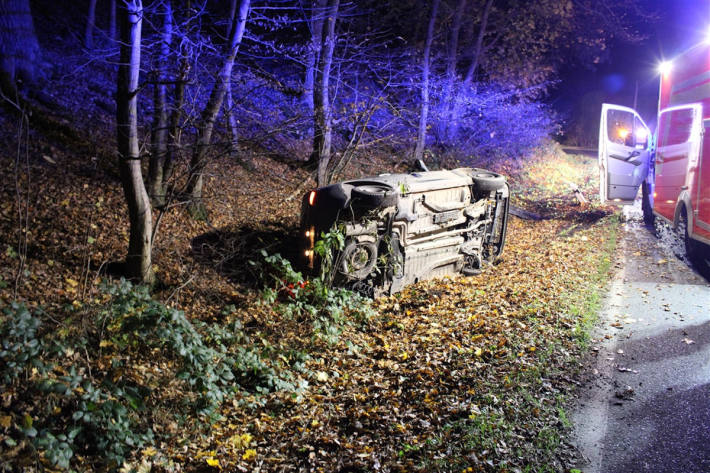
[1,75,619,471]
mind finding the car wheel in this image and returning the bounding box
[339,239,378,280]
[471,171,505,194]
[351,183,398,207]
[641,182,654,226]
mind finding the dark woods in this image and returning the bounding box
[0,0,649,282]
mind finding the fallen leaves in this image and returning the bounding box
[0,122,619,473]
[242,449,257,461]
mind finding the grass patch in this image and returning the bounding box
[566,217,618,346]
[407,217,620,472]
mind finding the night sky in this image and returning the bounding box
[552,0,710,145]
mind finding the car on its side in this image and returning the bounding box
[299,167,510,296]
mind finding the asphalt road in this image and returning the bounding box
[572,209,710,473]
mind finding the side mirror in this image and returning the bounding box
[634,129,649,150]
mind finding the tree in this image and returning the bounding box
[446,0,493,140]
[311,0,339,187]
[223,0,240,156]
[0,0,42,97]
[303,0,327,114]
[109,0,117,42]
[147,0,173,207]
[440,0,466,140]
[85,0,98,48]
[185,0,251,217]
[116,0,153,284]
[413,0,439,163]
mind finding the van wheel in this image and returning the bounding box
[641,183,654,226]
[471,171,505,194]
[677,208,697,260]
[351,183,398,207]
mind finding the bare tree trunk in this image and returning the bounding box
[441,0,466,141]
[312,0,339,187]
[226,0,237,36]
[109,0,117,42]
[0,0,41,96]
[148,0,173,207]
[413,0,439,163]
[224,0,239,156]
[85,0,97,49]
[117,0,153,284]
[449,0,493,138]
[165,42,188,186]
[463,0,493,87]
[303,0,327,113]
[186,0,251,218]
[224,86,239,155]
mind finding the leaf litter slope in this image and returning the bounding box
[185,152,617,472]
[0,105,615,471]
[202,224,615,472]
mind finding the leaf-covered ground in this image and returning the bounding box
[193,219,617,473]
[1,90,617,472]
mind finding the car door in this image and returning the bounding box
[654,104,702,221]
[599,104,651,204]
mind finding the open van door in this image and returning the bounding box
[654,104,702,221]
[599,104,651,204]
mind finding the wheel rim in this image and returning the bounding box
[340,240,377,279]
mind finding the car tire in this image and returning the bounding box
[642,182,654,226]
[339,239,378,280]
[471,171,506,194]
[351,183,398,207]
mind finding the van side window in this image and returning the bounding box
[606,109,634,145]
[657,108,694,147]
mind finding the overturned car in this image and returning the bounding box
[299,167,510,296]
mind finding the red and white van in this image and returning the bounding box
[599,42,710,258]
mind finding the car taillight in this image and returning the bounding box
[306,226,315,268]
[308,190,316,206]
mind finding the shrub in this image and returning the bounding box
[100,280,297,415]
[432,82,560,164]
[0,281,300,470]
[251,227,375,344]
[0,303,48,384]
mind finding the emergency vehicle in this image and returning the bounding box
[599,42,710,259]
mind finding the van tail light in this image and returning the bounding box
[308,191,316,206]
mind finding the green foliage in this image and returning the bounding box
[313,226,345,283]
[0,280,303,470]
[36,367,155,468]
[101,280,296,415]
[0,303,48,383]
[252,227,374,344]
[0,302,153,469]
